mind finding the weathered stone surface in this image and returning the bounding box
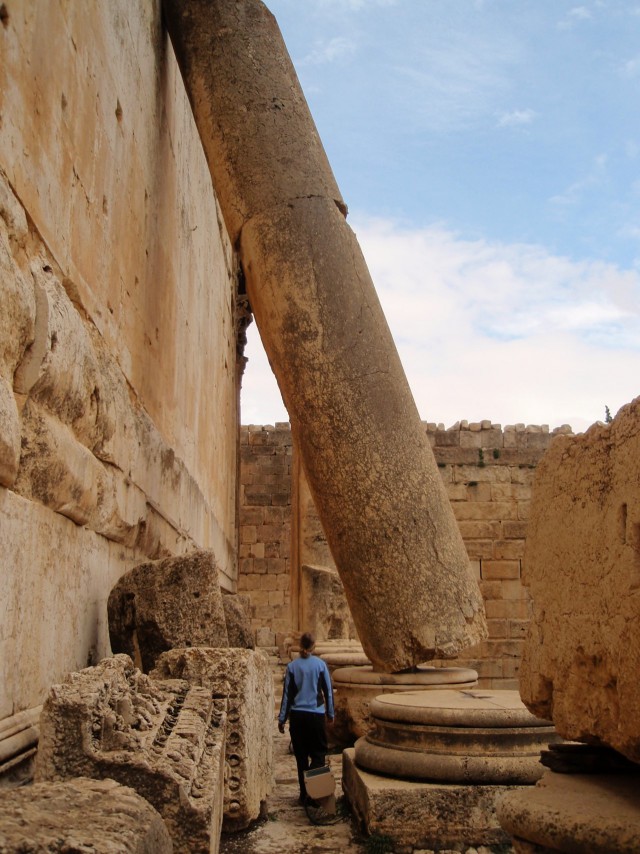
[332,665,478,741]
[164,0,486,671]
[343,748,515,850]
[496,769,640,853]
[0,184,35,488]
[222,594,255,649]
[519,398,640,762]
[0,777,172,853]
[162,0,344,245]
[242,197,487,671]
[151,647,274,832]
[300,564,357,641]
[35,654,226,854]
[356,689,557,785]
[0,377,20,488]
[108,550,229,673]
[0,488,147,719]
[1,0,240,739]
[18,401,109,527]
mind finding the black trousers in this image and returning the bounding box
[289,710,328,799]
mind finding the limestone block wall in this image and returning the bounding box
[238,420,573,686]
[0,2,238,735]
[238,424,293,644]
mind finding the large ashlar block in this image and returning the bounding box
[519,397,640,762]
[0,777,172,854]
[0,185,35,488]
[151,647,274,831]
[496,769,640,853]
[35,654,226,854]
[18,401,107,526]
[108,550,229,673]
[342,748,515,850]
[163,0,487,671]
[0,377,20,487]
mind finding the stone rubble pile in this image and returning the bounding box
[0,548,273,853]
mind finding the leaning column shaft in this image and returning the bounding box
[163,0,486,671]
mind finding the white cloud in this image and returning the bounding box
[316,0,396,10]
[497,108,537,127]
[557,5,594,28]
[569,6,593,19]
[301,36,357,66]
[391,32,519,132]
[241,217,640,432]
[620,55,640,78]
[549,154,608,208]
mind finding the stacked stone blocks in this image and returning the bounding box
[239,420,573,686]
[238,424,293,643]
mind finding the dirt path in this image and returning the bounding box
[220,723,367,854]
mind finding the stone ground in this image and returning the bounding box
[220,723,367,854]
[219,721,511,854]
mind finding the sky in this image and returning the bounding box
[241,0,640,432]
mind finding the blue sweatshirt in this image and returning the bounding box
[278,654,334,723]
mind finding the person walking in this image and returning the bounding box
[278,632,334,805]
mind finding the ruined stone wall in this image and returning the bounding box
[1,2,238,732]
[239,420,573,686]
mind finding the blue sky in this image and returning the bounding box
[241,0,640,431]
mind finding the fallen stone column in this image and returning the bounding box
[163,0,486,671]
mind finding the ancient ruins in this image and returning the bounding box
[0,0,639,852]
[162,0,487,673]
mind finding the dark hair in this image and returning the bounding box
[300,632,315,652]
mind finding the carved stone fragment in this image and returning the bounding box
[151,647,274,831]
[35,654,226,854]
[222,594,255,649]
[519,397,640,762]
[163,0,487,672]
[108,550,229,673]
[0,777,172,853]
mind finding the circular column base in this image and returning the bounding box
[332,665,478,742]
[355,689,560,784]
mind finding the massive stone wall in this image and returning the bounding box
[0,1,238,742]
[239,420,573,686]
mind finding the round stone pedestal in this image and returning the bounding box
[355,689,559,784]
[316,640,367,668]
[332,665,478,742]
[322,653,371,675]
[289,641,370,673]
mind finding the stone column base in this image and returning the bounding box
[342,748,518,850]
